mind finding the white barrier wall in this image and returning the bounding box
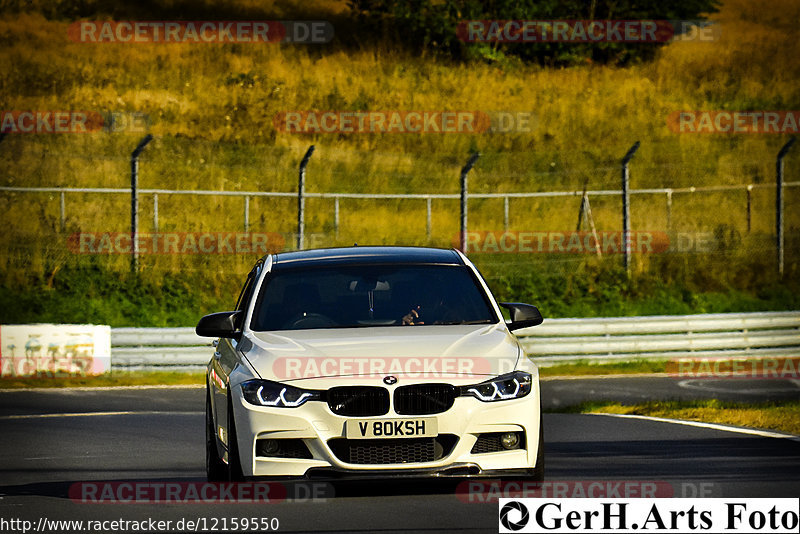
[108,311,800,371]
[0,324,111,377]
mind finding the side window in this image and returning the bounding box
[233,263,262,330]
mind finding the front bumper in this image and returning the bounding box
[230,384,542,478]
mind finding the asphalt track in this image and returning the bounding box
[0,377,798,533]
[540,374,800,409]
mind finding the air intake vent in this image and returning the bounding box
[394,383,456,415]
[326,386,390,416]
[328,435,458,465]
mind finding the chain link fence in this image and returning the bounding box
[1,135,798,292]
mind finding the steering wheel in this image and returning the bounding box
[283,313,338,329]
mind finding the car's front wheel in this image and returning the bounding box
[206,392,227,482]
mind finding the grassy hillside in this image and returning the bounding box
[0,0,798,325]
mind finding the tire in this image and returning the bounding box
[226,396,246,482]
[206,392,227,482]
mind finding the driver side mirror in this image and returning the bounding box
[499,302,544,331]
[196,310,242,339]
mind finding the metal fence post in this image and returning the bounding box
[746,185,752,234]
[503,196,510,231]
[60,190,65,231]
[621,141,640,274]
[665,189,672,231]
[334,196,340,239]
[776,137,796,277]
[426,197,432,241]
[460,153,480,253]
[153,193,158,232]
[244,196,250,232]
[130,134,153,272]
[297,145,315,250]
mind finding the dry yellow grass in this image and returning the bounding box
[0,0,798,282]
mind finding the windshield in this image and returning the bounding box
[250,264,498,331]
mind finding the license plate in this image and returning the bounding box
[345,418,438,439]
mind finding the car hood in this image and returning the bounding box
[240,324,522,387]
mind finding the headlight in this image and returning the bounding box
[240,380,320,408]
[460,371,532,402]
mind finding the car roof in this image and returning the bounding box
[270,246,464,270]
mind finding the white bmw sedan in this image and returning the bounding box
[198,246,544,481]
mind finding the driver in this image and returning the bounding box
[402,305,423,325]
[400,280,456,325]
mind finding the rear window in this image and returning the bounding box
[251,264,497,331]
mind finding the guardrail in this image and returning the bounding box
[517,311,800,365]
[111,327,211,371]
[110,311,800,371]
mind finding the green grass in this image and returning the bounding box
[1,260,797,326]
[538,360,668,377]
[0,263,238,326]
[552,399,800,436]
